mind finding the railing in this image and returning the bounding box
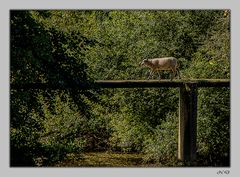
[11,79,230,161]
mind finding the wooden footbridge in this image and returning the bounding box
[11,79,230,161]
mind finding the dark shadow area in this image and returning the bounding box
[10,10,99,166]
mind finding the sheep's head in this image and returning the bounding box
[140,59,149,67]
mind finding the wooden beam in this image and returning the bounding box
[178,83,198,161]
[95,80,183,88]
[189,79,230,87]
[95,79,230,88]
[10,79,230,90]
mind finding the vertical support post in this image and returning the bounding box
[178,83,198,161]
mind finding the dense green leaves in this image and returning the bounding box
[10,10,230,167]
[10,10,97,166]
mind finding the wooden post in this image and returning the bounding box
[178,83,198,161]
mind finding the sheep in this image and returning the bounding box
[140,57,180,80]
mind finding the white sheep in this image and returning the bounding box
[140,57,180,80]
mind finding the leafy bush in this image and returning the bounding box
[10,10,97,166]
[143,112,179,165]
[197,88,230,166]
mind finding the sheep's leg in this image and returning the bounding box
[145,71,150,79]
[147,70,154,80]
[171,70,175,81]
[175,65,181,79]
[176,68,181,79]
[157,71,161,80]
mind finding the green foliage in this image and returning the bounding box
[197,88,230,166]
[143,112,178,165]
[108,88,178,152]
[10,10,230,167]
[184,11,230,79]
[10,10,97,166]
[10,89,43,166]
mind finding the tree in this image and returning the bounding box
[10,10,99,166]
